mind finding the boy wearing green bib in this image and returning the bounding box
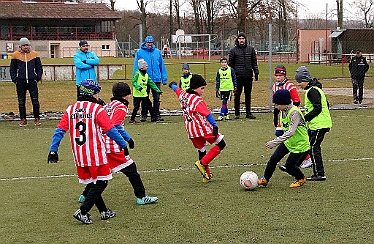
[258,89,309,188]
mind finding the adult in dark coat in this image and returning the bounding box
[348,49,369,104]
[228,33,259,119]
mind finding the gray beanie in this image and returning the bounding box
[138,59,148,69]
[295,66,311,83]
[19,37,30,46]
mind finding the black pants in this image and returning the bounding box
[120,162,146,199]
[80,180,108,214]
[264,143,308,181]
[234,77,253,116]
[16,81,40,119]
[141,83,161,118]
[132,96,155,120]
[309,128,330,177]
[352,78,364,102]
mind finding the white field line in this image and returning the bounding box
[1,157,373,181]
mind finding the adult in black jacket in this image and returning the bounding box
[228,33,259,119]
[348,50,369,104]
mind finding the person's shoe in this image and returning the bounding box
[246,113,256,119]
[34,118,41,126]
[359,100,362,104]
[129,119,139,124]
[195,161,210,179]
[225,115,231,120]
[156,116,164,121]
[136,195,159,205]
[151,117,157,122]
[307,175,326,181]
[19,118,27,127]
[300,158,313,168]
[78,194,85,203]
[258,177,268,186]
[217,115,223,121]
[140,116,147,122]
[73,209,93,224]
[234,115,240,119]
[202,177,210,183]
[278,165,287,172]
[100,208,116,220]
[290,178,306,188]
[354,100,359,104]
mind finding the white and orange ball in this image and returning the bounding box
[240,171,258,190]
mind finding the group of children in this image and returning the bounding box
[47,58,332,224]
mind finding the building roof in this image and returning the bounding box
[0,1,121,20]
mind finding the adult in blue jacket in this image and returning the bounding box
[134,36,168,121]
[74,40,100,98]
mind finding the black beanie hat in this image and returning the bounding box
[274,64,286,76]
[79,40,88,47]
[273,89,291,105]
[237,32,247,39]
[189,74,207,89]
[112,82,131,97]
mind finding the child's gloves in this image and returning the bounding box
[275,126,284,137]
[169,82,177,88]
[213,126,219,136]
[47,151,59,163]
[215,90,220,98]
[123,147,129,156]
[127,138,135,149]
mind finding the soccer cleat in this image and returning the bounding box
[290,178,306,188]
[129,119,139,124]
[354,100,359,104]
[224,115,231,120]
[234,115,240,119]
[78,194,85,203]
[246,113,256,119]
[258,177,268,186]
[136,195,159,205]
[100,208,116,220]
[140,116,147,122]
[278,165,287,172]
[202,177,210,183]
[156,117,164,121]
[19,118,27,127]
[217,115,223,121]
[34,118,41,126]
[301,158,313,168]
[73,209,93,224]
[195,161,210,179]
[307,175,326,181]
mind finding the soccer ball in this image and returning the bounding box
[240,171,258,190]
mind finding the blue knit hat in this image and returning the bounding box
[182,63,190,70]
[79,79,101,96]
[273,89,291,105]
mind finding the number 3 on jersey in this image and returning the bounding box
[75,121,86,146]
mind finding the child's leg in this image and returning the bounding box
[131,97,141,121]
[80,180,108,214]
[220,99,228,116]
[263,143,288,181]
[200,139,226,166]
[120,162,146,199]
[284,151,308,180]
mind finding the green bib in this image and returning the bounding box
[133,72,149,97]
[218,67,234,91]
[305,86,332,130]
[180,74,192,90]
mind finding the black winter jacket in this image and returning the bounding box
[349,55,369,79]
[228,41,259,78]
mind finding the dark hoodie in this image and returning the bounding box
[303,78,326,122]
[228,33,259,78]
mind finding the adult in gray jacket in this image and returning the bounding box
[229,33,259,119]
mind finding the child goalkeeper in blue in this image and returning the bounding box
[215,57,237,121]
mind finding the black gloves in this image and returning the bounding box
[169,82,177,88]
[123,147,129,156]
[48,152,59,163]
[213,126,219,137]
[215,90,220,98]
[255,73,259,81]
[138,87,143,92]
[82,60,86,64]
[127,138,134,149]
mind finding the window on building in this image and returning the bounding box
[102,45,110,50]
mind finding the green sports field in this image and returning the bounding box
[0,109,373,243]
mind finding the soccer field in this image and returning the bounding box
[0,110,373,243]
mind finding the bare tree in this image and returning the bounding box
[352,0,374,27]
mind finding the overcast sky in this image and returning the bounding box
[115,0,357,19]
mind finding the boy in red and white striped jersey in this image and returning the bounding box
[169,74,226,183]
[47,79,130,224]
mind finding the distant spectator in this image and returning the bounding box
[10,37,43,127]
[74,40,100,99]
[349,49,369,104]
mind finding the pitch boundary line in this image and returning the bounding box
[1,157,373,181]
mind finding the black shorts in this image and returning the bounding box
[220,91,232,101]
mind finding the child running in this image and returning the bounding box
[215,57,237,121]
[258,89,310,188]
[169,74,226,183]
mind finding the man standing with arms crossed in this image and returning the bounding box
[229,32,259,119]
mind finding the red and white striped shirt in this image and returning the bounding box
[175,88,213,138]
[272,80,300,103]
[57,101,114,167]
[104,100,127,153]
